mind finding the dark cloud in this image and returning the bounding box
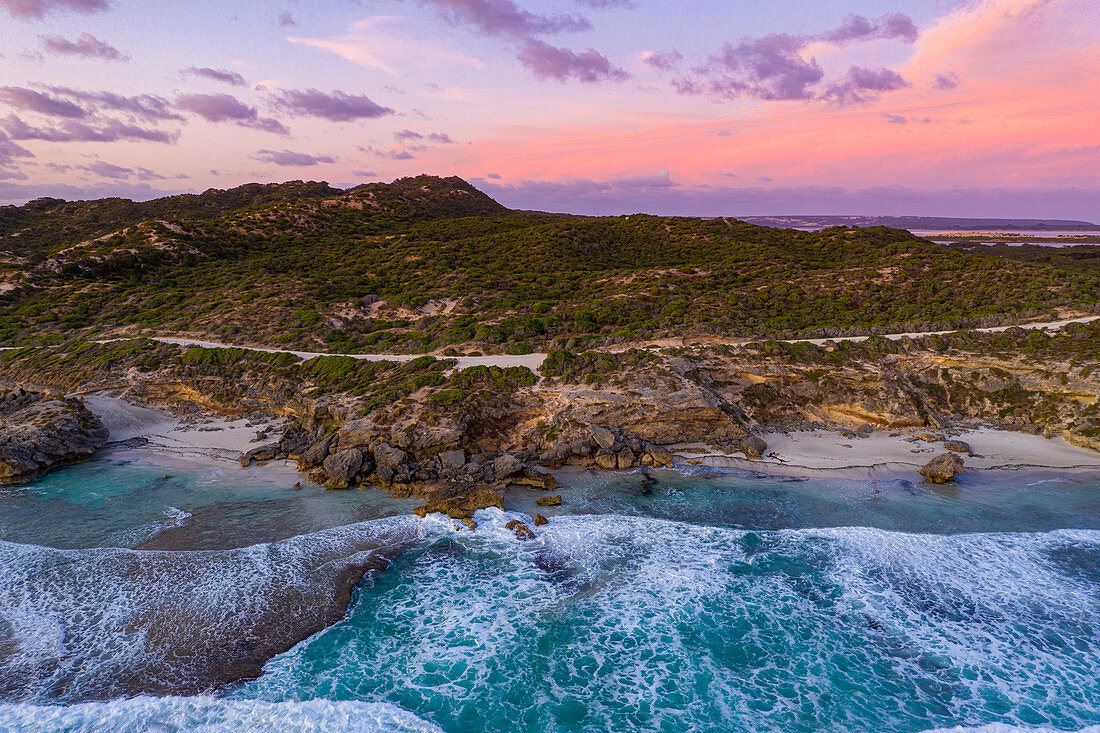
[278,12,296,27]
[394,129,454,144]
[0,86,85,118]
[822,66,909,103]
[677,34,823,101]
[176,92,288,134]
[272,88,393,122]
[45,87,183,121]
[41,33,127,60]
[883,113,908,124]
[485,173,501,179]
[418,0,590,39]
[933,72,960,90]
[0,130,34,179]
[518,40,628,82]
[818,13,917,44]
[415,0,627,86]
[0,0,109,19]
[2,114,178,144]
[673,13,916,103]
[82,160,131,179]
[641,49,682,71]
[351,169,377,178]
[182,66,248,86]
[253,149,335,166]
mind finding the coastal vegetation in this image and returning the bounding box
[2,176,1098,354]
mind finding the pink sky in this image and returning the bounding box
[0,0,1097,218]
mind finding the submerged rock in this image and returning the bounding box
[536,495,562,507]
[919,452,964,483]
[505,519,536,541]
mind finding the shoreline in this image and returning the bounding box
[673,427,1100,481]
[81,394,1100,488]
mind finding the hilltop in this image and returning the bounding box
[1,175,1098,355]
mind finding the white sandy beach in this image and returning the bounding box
[81,394,305,481]
[676,427,1100,478]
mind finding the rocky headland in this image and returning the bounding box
[0,386,109,482]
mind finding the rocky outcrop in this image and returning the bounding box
[322,449,365,489]
[0,388,109,482]
[919,453,964,483]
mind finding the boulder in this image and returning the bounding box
[505,519,536,541]
[322,448,364,489]
[375,465,396,486]
[372,443,408,468]
[511,468,561,491]
[493,453,523,480]
[533,513,549,526]
[594,450,618,470]
[616,448,636,470]
[296,435,334,470]
[535,495,562,507]
[413,481,504,519]
[646,445,675,468]
[588,424,616,451]
[740,435,768,459]
[570,438,593,457]
[240,444,280,467]
[919,453,964,483]
[438,449,466,472]
[943,440,972,454]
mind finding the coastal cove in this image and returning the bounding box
[1,416,1100,731]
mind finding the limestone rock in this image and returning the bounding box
[536,495,561,507]
[0,391,109,483]
[322,448,364,489]
[296,435,334,470]
[493,453,523,480]
[240,443,280,467]
[588,424,617,451]
[646,445,675,468]
[919,453,964,483]
[740,435,768,459]
[594,450,618,470]
[944,439,972,454]
[438,449,466,471]
[505,519,536,541]
[616,448,636,470]
[372,443,408,468]
[534,513,549,526]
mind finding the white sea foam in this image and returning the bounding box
[0,695,443,732]
[247,511,1100,732]
[0,515,428,702]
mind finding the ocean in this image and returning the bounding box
[1,456,1099,732]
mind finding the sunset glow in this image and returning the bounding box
[1,0,1096,217]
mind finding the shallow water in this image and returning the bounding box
[1,459,1099,731]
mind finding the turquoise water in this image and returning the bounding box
[1,459,1100,731]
